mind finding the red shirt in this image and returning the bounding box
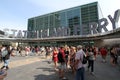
[60,49,65,58]
[100,48,107,55]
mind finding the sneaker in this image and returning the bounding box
[55,68,59,71]
[6,66,9,70]
[1,66,5,69]
[48,61,51,64]
[67,65,71,69]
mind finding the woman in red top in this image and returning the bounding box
[52,47,58,70]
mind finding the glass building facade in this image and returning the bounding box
[27,2,101,46]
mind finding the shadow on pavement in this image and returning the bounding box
[36,67,55,72]
[34,67,58,80]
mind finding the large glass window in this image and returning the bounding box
[28,19,34,31]
[60,12,67,27]
[66,8,80,35]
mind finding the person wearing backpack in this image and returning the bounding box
[74,45,85,80]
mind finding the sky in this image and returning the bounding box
[0,0,120,31]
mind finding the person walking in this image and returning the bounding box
[74,45,85,80]
[1,46,14,70]
[69,46,76,74]
[87,47,95,75]
[100,47,108,63]
[110,47,118,66]
[52,47,58,71]
[58,46,67,80]
[64,47,70,69]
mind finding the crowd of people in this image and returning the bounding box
[0,44,120,80]
[49,45,120,80]
[37,45,120,80]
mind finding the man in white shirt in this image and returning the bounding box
[75,45,85,80]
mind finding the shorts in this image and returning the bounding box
[59,62,66,70]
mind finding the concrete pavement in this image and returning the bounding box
[0,56,43,69]
[2,55,120,80]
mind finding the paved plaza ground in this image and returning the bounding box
[1,55,120,80]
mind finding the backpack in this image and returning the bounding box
[1,50,8,57]
[57,52,65,63]
[82,51,88,64]
[82,53,87,64]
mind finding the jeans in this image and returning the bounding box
[4,59,9,67]
[75,67,85,80]
[88,60,94,72]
